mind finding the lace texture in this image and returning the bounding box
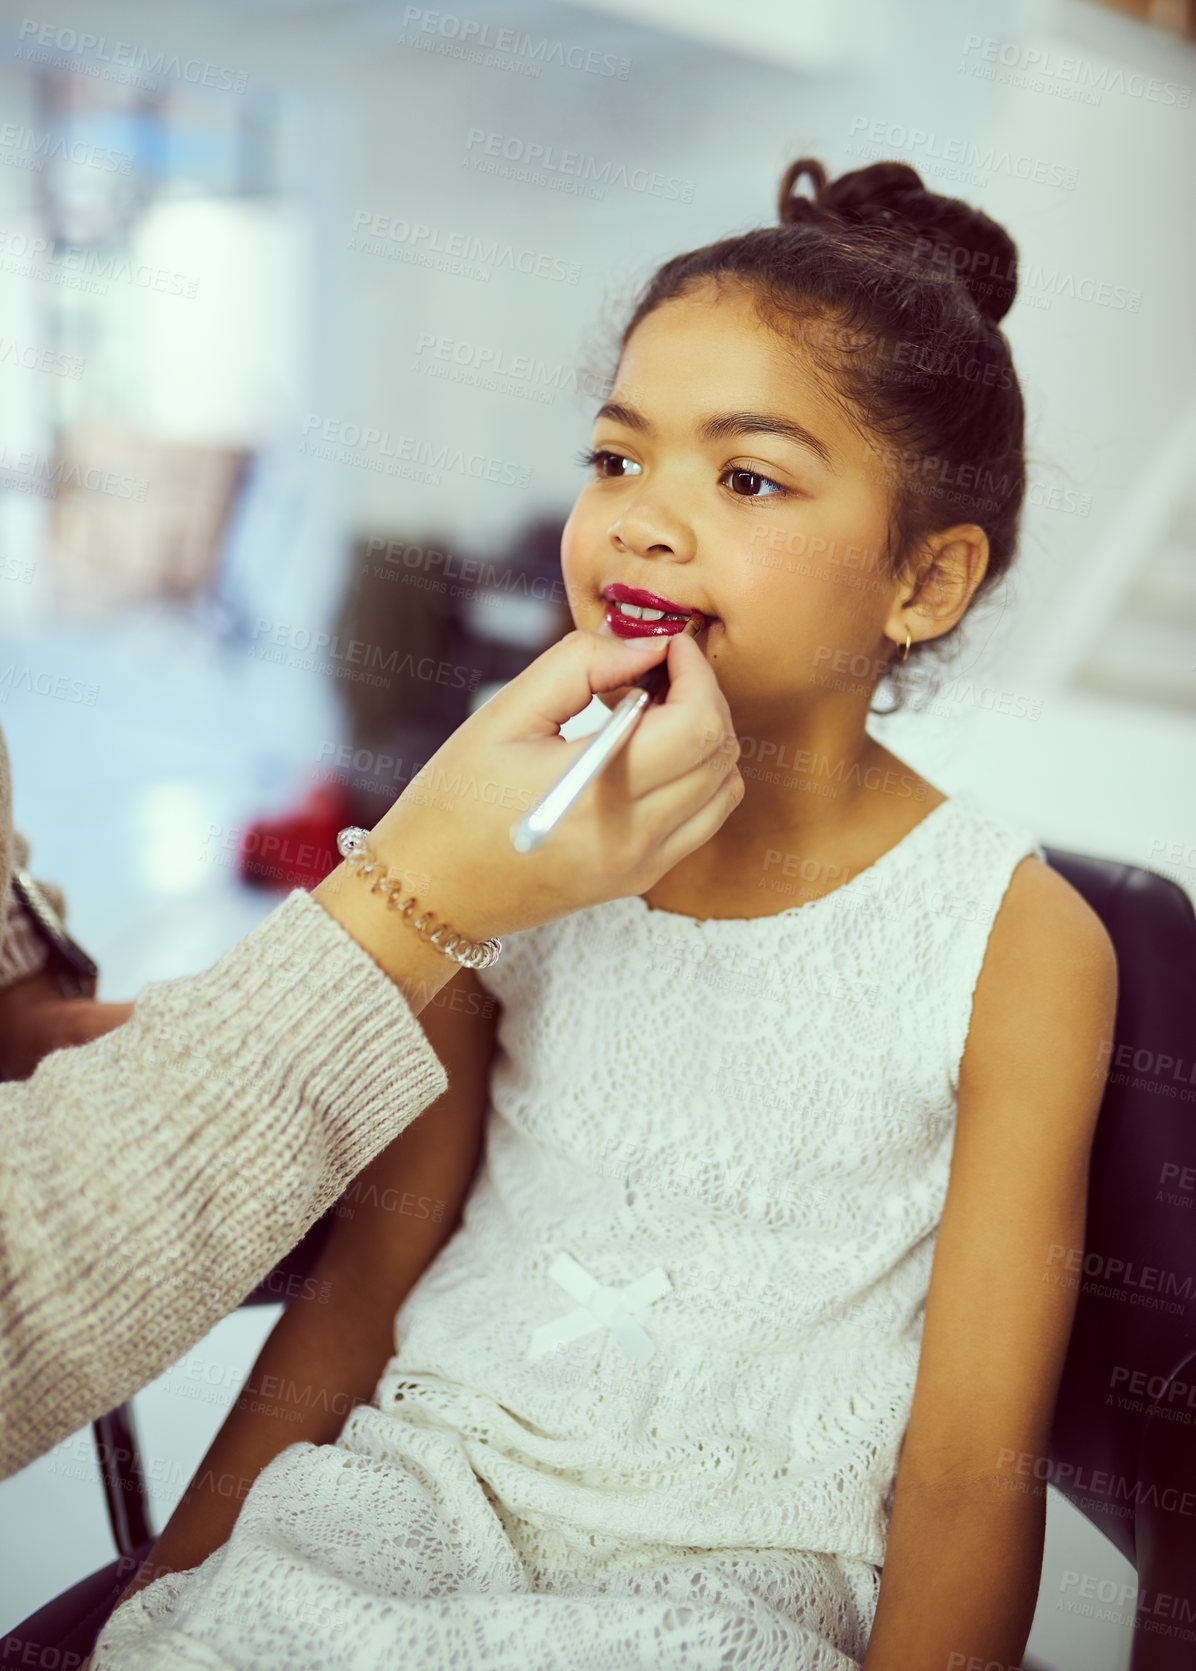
[94,787,1043,1670]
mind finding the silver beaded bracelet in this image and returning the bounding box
[335,826,502,971]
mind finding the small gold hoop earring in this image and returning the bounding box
[901,626,912,663]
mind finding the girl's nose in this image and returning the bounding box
[609,509,695,563]
[612,528,677,558]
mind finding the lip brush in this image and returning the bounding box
[510,612,708,855]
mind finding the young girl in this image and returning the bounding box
[92,157,1117,1671]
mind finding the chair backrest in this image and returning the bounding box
[1041,849,1196,1569]
[1131,1342,1196,1671]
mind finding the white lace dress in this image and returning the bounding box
[93,787,1044,1671]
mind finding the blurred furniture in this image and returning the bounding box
[238,516,574,863]
[331,516,572,775]
[47,425,249,615]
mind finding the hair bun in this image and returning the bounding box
[778,158,1017,325]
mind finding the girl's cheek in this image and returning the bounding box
[559,509,589,572]
[558,557,591,627]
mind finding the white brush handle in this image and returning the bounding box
[509,688,651,854]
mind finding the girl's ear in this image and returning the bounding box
[891,524,990,648]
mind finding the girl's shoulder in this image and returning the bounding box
[958,842,1119,1097]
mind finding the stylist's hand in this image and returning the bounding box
[369,627,742,942]
[0,964,134,1081]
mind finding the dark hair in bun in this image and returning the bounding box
[781,158,1018,323]
[613,156,1026,714]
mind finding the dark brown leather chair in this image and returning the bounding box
[6,848,1194,1671]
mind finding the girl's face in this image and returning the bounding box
[560,281,904,735]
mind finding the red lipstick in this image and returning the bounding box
[603,583,716,639]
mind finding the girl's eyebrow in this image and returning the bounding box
[592,400,835,470]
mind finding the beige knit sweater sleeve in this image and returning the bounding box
[0,726,450,1482]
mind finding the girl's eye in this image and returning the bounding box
[722,467,787,499]
[575,449,789,499]
[574,447,641,478]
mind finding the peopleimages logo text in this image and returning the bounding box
[848,116,1078,189]
[463,129,694,201]
[962,34,1190,107]
[397,7,630,77]
[15,20,248,90]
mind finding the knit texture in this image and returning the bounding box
[94,787,1044,1670]
[1,712,449,1481]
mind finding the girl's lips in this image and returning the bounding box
[603,600,714,639]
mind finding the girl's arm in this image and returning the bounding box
[115,963,501,1604]
[862,856,1118,1671]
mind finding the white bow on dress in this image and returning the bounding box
[527,1251,672,1366]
